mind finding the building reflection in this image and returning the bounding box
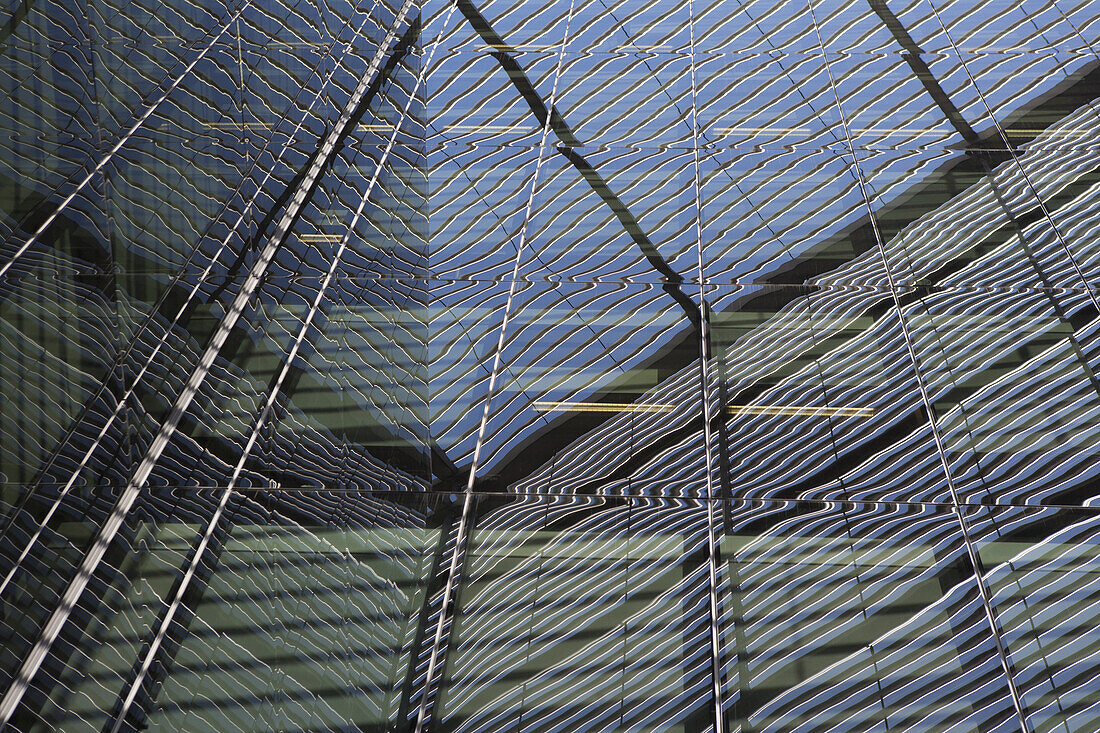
[2,0,1100,730]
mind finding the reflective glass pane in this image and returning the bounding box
[705,285,951,503]
[436,495,712,731]
[720,500,1020,733]
[968,504,1100,733]
[479,281,705,496]
[4,490,441,732]
[7,0,1100,730]
[898,285,1100,505]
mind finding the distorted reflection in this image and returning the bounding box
[3,0,1100,729]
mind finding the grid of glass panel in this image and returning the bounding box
[3,0,1100,730]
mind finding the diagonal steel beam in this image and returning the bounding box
[0,4,385,587]
[104,17,429,729]
[450,0,702,329]
[0,0,419,722]
[0,3,249,280]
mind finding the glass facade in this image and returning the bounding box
[2,0,1100,730]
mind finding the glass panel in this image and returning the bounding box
[436,495,712,732]
[426,52,560,147]
[826,53,981,150]
[569,0,691,53]
[705,285,951,503]
[951,53,1100,140]
[1,275,125,487]
[478,281,706,496]
[1037,156,1100,285]
[124,273,268,490]
[0,488,204,732]
[105,59,250,278]
[694,53,843,151]
[426,145,540,281]
[852,146,1088,288]
[0,31,100,255]
[920,0,1091,52]
[2,490,441,732]
[143,490,441,733]
[720,499,1020,733]
[552,53,694,149]
[968,504,1100,733]
[254,278,432,491]
[898,285,1100,505]
[692,0,819,54]
[427,278,513,475]
[523,147,699,283]
[699,151,865,285]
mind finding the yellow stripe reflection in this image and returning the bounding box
[727,405,874,417]
[534,401,675,413]
[533,401,873,417]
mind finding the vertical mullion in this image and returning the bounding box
[687,3,727,731]
[804,1,1033,730]
[922,0,1100,314]
[411,4,579,729]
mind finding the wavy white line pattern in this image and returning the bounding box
[4,0,1100,730]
